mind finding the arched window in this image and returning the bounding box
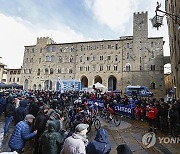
[45,68,49,75]
[151,82,156,89]
[115,55,118,61]
[70,57,73,63]
[50,68,54,74]
[125,64,131,72]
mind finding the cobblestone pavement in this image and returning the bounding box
[0,116,180,154]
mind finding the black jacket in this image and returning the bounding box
[4,102,15,117]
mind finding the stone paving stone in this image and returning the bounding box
[114,137,124,145]
[109,140,117,147]
[110,147,117,154]
[130,132,143,143]
[133,149,148,154]
[127,143,143,152]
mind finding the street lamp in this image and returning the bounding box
[150,2,180,30]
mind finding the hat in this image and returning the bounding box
[75,123,89,132]
[25,114,35,120]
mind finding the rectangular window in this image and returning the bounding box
[92,56,96,61]
[92,65,96,71]
[107,65,111,71]
[86,66,90,71]
[108,45,111,49]
[80,66,83,71]
[46,47,50,52]
[80,56,82,62]
[114,65,118,71]
[127,53,130,59]
[127,43,129,48]
[100,44,104,50]
[151,65,155,71]
[151,42,154,47]
[52,46,56,52]
[100,65,103,71]
[100,56,103,60]
[46,56,50,62]
[140,66,142,70]
[59,56,63,63]
[115,44,118,50]
[107,55,111,60]
[40,48,42,53]
[39,58,41,63]
[59,48,63,52]
[87,57,90,61]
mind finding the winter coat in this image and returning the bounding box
[34,111,49,138]
[14,100,29,124]
[169,108,179,124]
[4,102,15,117]
[28,101,39,117]
[146,106,158,120]
[87,128,111,154]
[61,133,88,154]
[9,120,36,150]
[39,121,64,154]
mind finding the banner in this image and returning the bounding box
[86,99,135,116]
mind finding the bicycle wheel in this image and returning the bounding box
[94,118,101,130]
[113,115,121,126]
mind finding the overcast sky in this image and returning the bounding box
[0,0,170,72]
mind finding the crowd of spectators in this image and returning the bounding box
[0,89,179,153]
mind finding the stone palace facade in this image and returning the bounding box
[20,12,166,98]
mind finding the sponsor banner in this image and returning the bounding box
[86,99,135,116]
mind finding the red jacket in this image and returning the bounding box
[146,106,158,119]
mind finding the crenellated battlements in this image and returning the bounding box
[134,11,148,15]
[37,37,54,45]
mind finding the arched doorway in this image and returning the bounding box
[24,79,28,90]
[94,75,102,84]
[33,84,36,91]
[108,75,117,91]
[81,76,88,88]
[44,80,52,90]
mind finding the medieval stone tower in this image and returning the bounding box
[20,12,165,98]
